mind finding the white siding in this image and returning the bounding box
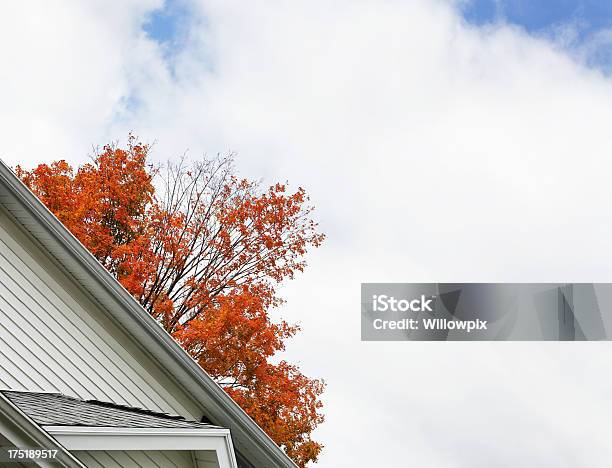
[73,450,193,468]
[0,210,201,419]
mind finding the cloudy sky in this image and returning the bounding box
[4,1,612,466]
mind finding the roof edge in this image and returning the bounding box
[0,160,296,468]
[43,426,230,436]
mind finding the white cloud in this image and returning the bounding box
[0,0,164,163]
[4,0,612,466]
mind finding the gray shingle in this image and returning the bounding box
[1,391,220,429]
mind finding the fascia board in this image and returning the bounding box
[0,160,296,468]
[44,426,231,437]
[44,426,238,468]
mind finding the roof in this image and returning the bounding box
[1,391,221,429]
[0,160,296,467]
[0,391,86,468]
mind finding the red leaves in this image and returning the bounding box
[17,139,325,467]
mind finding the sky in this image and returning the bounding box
[461,0,612,68]
[463,0,612,32]
[4,0,612,466]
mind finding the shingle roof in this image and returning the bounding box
[2,391,221,429]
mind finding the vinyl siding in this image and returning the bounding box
[73,450,193,468]
[0,209,201,419]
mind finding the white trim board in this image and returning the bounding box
[45,426,238,468]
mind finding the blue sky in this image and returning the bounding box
[459,0,612,70]
[144,1,612,69]
[143,0,190,54]
[145,1,612,42]
[462,0,612,37]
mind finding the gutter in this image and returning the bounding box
[0,160,297,468]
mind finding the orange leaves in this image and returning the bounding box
[225,360,325,467]
[174,285,295,366]
[17,136,155,269]
[17,139,325,467]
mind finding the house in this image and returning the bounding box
[0,160,297,468]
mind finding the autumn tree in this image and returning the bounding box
[16,136,325,467]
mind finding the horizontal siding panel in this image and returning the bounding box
[0,215,197,418]
[0,252,147,403]
[73,451,193,468]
